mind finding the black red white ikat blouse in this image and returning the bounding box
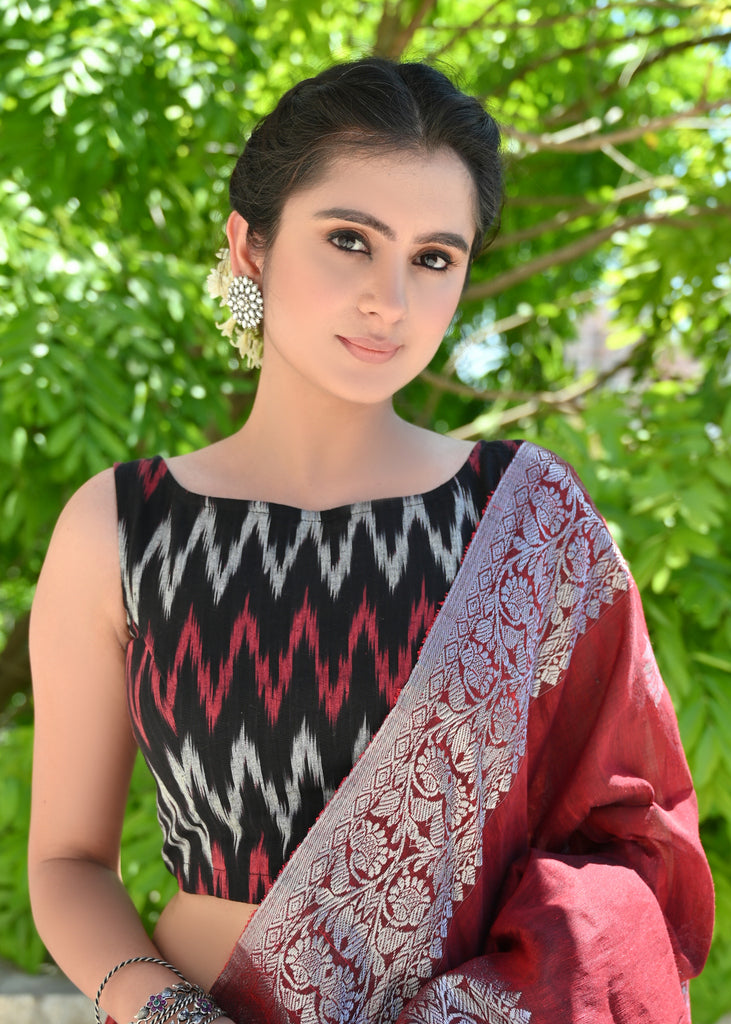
[114,439,520,903]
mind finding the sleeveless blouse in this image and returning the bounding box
[115,439,520,902]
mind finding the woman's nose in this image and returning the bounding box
[357,261,407,324]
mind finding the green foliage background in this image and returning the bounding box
[1,0,729,1019]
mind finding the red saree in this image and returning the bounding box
[210,443,713,1023]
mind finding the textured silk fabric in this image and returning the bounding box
[210,443,713,1024]
[114,440,519,902]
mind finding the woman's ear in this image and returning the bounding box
[226,211,264,282]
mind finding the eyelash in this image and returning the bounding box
[327,230,454,272]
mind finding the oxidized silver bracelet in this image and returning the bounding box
[93,956,222,1024]
[95,956,186,1024]
[133,983,224,1024]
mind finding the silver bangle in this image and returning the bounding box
[133,985,224,1024]
[136,984,195,1024]
[94,957,187,1024]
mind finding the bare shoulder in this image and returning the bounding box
[41,468,119,580]
[164,438,247,498]
[32,467,126,646]
[397,424,476,490]
[426,432,476,465]
[53,466,118,537]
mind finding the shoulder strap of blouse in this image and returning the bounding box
[113,456,169,636]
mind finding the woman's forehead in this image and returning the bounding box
[284,148,478,233]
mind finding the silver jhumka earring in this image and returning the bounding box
[206,248,264,368]
[226,275,264,333]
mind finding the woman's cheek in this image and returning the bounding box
[424,283,461,333]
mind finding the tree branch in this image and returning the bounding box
[503,99,729,153]
[437,348,644,440]
[428,0,505,61]
[600,143,654,181]
[467,217,648,301]
[393,0,439,55]
[464,205,731,302]
[492,176,677,252]
[545,31,731,127]
[488,20,675,98]
[506,194,589,208]
[420,368,537,405]
[432,0,708,54]
[445,289,600,375]
[373,0,439,58]
[373,2,401,58]
[630,28,731,78]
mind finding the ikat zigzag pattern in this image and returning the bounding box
[122,485,497,618]
[115,441,520,902]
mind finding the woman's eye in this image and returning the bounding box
[419,251,453,271]
[329,230,369,254]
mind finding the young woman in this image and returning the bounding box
[28,58,713,1024]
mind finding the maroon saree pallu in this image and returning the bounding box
[210,443,713,1024]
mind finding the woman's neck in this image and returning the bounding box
[235,391,413,508]
[168,355,474,509]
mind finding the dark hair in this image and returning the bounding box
[229,57,502,264]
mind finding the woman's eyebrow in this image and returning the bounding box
[315,207,395,239]
[315,207,470,254]
[417,231,470,255]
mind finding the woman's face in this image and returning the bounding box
[244,147,477,406]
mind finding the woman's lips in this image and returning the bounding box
[337,335,399,363]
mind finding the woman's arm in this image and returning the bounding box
[28,469,187,1023]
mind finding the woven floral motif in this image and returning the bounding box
[396,972,532,1024]
[218,444,631,1023]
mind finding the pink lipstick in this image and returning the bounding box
[337,335,399,364]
